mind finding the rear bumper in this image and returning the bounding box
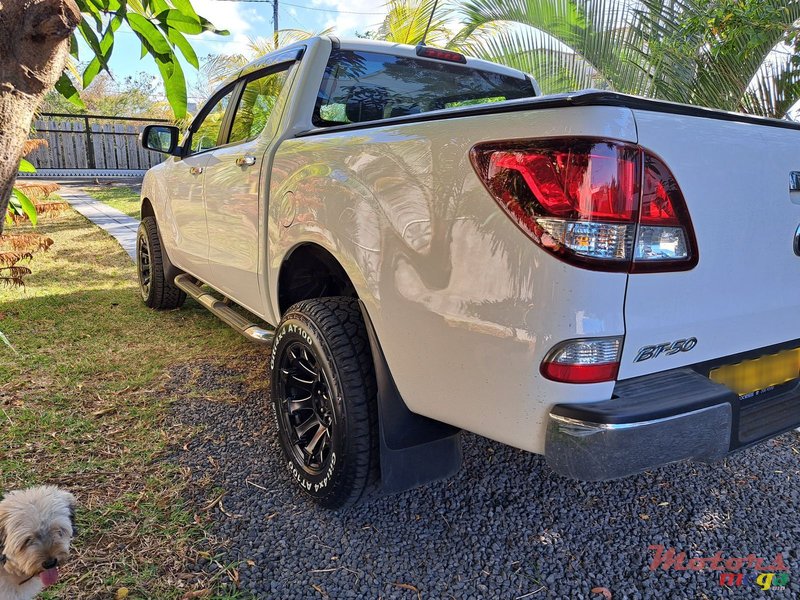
[545,368,800,481]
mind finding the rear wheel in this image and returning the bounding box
[137,216,185,310]
[271,297,378,509]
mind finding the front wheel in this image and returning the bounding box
[137,216,186,310]
[270,297,378,509]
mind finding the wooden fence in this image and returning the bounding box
[25,112,171,172]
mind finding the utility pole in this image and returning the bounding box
[273,0,279,49]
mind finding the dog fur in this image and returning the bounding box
[0,486,76,600]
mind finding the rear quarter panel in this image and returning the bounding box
[269,105,637,453]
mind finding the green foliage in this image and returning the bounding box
[377,0,453,45]
[41,72,173,118]
[200,29,327,90]
[457,0,800,118]
[9,188,37,226]
[65,0,229,119]
[7,160,38,227]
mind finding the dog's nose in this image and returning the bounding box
[42,558,58,569]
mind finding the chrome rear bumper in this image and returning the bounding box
[545,404,731,481]
[544,366,800,481]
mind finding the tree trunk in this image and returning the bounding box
[0,0,80,235]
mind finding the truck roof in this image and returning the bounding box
[228,35,537,90]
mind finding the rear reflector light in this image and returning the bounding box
[541,337,622,383]
[470,138,697,272]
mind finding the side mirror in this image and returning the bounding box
[140,124,179,155]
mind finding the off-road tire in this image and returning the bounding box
[271,297,378,510]
[137,216,186,310]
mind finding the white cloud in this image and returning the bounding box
[313,0,387,37]
[190,0,262,55]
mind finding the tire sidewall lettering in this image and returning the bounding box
[272,316,342,495]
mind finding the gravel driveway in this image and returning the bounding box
[169,355,800,599]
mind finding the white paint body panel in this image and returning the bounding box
[158,154,211,280]
[618,110,800,378]
[269,105,636,453]
[203,140,266,314]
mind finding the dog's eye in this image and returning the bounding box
[22,537,33,548]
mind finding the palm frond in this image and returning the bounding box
[457,0,800,115]
[0,234,54,253]
[378,0,454,45]
[458,0,647,94]
[634,0,800,111]
[742,52,800,119]
[202,28,328,87]
[455,23,599,93]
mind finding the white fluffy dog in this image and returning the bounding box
[0,486,76,600]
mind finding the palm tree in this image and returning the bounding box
[375,0,454,45]
[202,29,330,88]
[456,0,800,118]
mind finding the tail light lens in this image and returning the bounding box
[541,337,622,384]
[470,138,697,272]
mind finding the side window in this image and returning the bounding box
[228,68,290,145]
[189,89,234,154]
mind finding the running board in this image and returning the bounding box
[174,274,274,344]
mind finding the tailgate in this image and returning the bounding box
[619,109,800,379]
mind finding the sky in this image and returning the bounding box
[79,0,393,104]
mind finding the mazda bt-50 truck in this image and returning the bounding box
[137,36,800,509]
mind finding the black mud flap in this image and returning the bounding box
[359,302,462,494]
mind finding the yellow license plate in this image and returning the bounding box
[710,348,800,396]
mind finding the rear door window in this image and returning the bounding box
[313,49,536,127]
[228,67,291,145]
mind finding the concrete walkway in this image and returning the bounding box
[58,186,139,261]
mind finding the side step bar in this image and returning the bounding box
[174,274,274,344]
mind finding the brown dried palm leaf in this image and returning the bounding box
[15,181,60,198]
[0,265,32,278]
[0,234,54,253]
[22,138,48,155]
[0,251,33,267]
[33,201,70,216]
[0,276,26,288]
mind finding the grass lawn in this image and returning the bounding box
[0,207,263,599]
[81,185,141,218]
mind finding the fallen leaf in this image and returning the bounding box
[591,586,612,599]
[181,591,211,599]
[393,582,421,598]
[116,588,129,599]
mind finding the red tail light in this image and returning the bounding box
[541,337,622,384]
[470,138,697,272]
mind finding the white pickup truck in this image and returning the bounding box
[138,36,800,509]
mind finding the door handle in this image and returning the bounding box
[236,155,257,167]
[189,166,203,175]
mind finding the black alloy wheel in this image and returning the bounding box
[271,297,378,509]
[136,216,186,310]
[277,341,335,473]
